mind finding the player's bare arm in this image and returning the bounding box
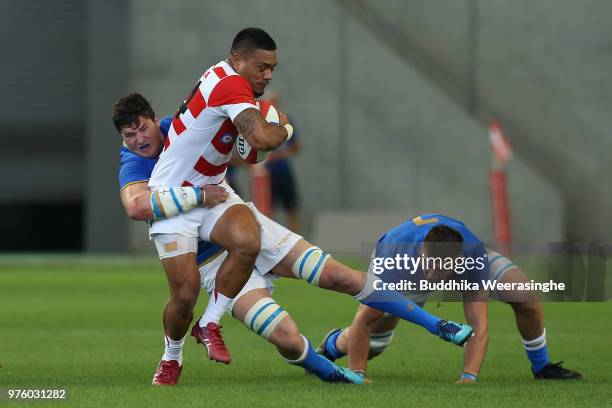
[459,293,489,382]
[347,305,386,373]
[233,107,290,151]
[121,181,155,220]
[120,181,228,221]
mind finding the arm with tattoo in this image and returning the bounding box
[233,108,289,151]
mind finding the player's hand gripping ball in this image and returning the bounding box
[234,100,279,164]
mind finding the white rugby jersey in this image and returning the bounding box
[149,61,257,189]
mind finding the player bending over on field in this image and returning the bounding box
[115,94,473,385]
[316,214,582,382]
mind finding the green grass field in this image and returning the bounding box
[1,256,610,407]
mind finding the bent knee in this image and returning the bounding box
[171,286,199,311]
[272,320,303,354]
[228,228,261,258]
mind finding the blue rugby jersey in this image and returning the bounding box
[374,214,489,292]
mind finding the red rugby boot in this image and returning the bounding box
[191,322,231,364]
[152,360,182,386]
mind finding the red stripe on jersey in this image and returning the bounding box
[211,119,239,155]
[213,67,228,79]
[208,75,255,107]
[193,156,229,177]
[188,88,206,118]
[172,116,186,135]
[182,180,193,187]
[163,135,171,150]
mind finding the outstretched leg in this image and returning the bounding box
[271,239,472,345]
[231,287,363,384]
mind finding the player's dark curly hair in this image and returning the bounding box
[423,225,463,258]
[112,92,156,131]
[231,27,276,56]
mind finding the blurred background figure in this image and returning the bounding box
[264,91,302,234]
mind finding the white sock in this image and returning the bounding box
[521,328,547,351]
[162,333,186,364]
[199,290,233,327]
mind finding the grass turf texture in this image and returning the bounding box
[0,256,610,408]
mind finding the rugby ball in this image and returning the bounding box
[234,100,279,164]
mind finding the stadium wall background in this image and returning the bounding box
[1,1,609,254]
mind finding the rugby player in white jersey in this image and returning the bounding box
[144,28,293,371]
[115,92,474,385]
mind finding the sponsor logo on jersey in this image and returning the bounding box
[221,133,235,144]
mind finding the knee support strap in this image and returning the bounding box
[291,247,330,287]
[243,297,288,340]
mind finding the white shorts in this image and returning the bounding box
[198,203,302,309]
[148,180,245,241]
[199,257,276,311]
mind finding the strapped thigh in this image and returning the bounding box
[242,297,288,339]
[291,246,330,287]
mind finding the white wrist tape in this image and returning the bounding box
[150,187,204,219]
[283,123,294,141]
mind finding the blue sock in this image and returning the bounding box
[521,330,549,373]
[325,329,346,360]
[359,286,441,335]
[526,346,550,373]
[288,336,338,381]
